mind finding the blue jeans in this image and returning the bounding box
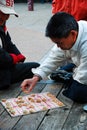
[60,63,76,72]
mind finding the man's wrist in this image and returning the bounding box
[33,74,42,81]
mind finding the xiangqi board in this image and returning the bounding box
[1,92,65,117]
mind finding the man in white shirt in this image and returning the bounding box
[21,12,87,103]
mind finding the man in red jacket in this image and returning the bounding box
[0,0,39,90]
[52,0,87,21]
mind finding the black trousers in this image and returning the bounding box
[10,62,40,84]
[63,80,87,103]
[59,63,87,103]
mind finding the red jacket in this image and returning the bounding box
[52,0,87,21]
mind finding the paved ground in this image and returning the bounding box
[7,3,53,62]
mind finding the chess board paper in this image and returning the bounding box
[1,92,65,117]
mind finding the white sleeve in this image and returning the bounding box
[73,46,87,85]
[32,45,67,79]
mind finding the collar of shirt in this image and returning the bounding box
[70,20,85,51]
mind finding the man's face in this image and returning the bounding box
[50,30,78,50]
[0,11,10,25]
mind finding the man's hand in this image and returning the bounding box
[21,76,40,93]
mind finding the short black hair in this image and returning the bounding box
[45,12,78,38]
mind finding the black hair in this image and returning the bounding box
[45,12,78,38]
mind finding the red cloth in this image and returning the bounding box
[17,54,26,62]
[10,54,26,64]
[52,0,87,21]
[3,25,7,32]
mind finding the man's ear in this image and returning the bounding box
[70,30,78,41]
